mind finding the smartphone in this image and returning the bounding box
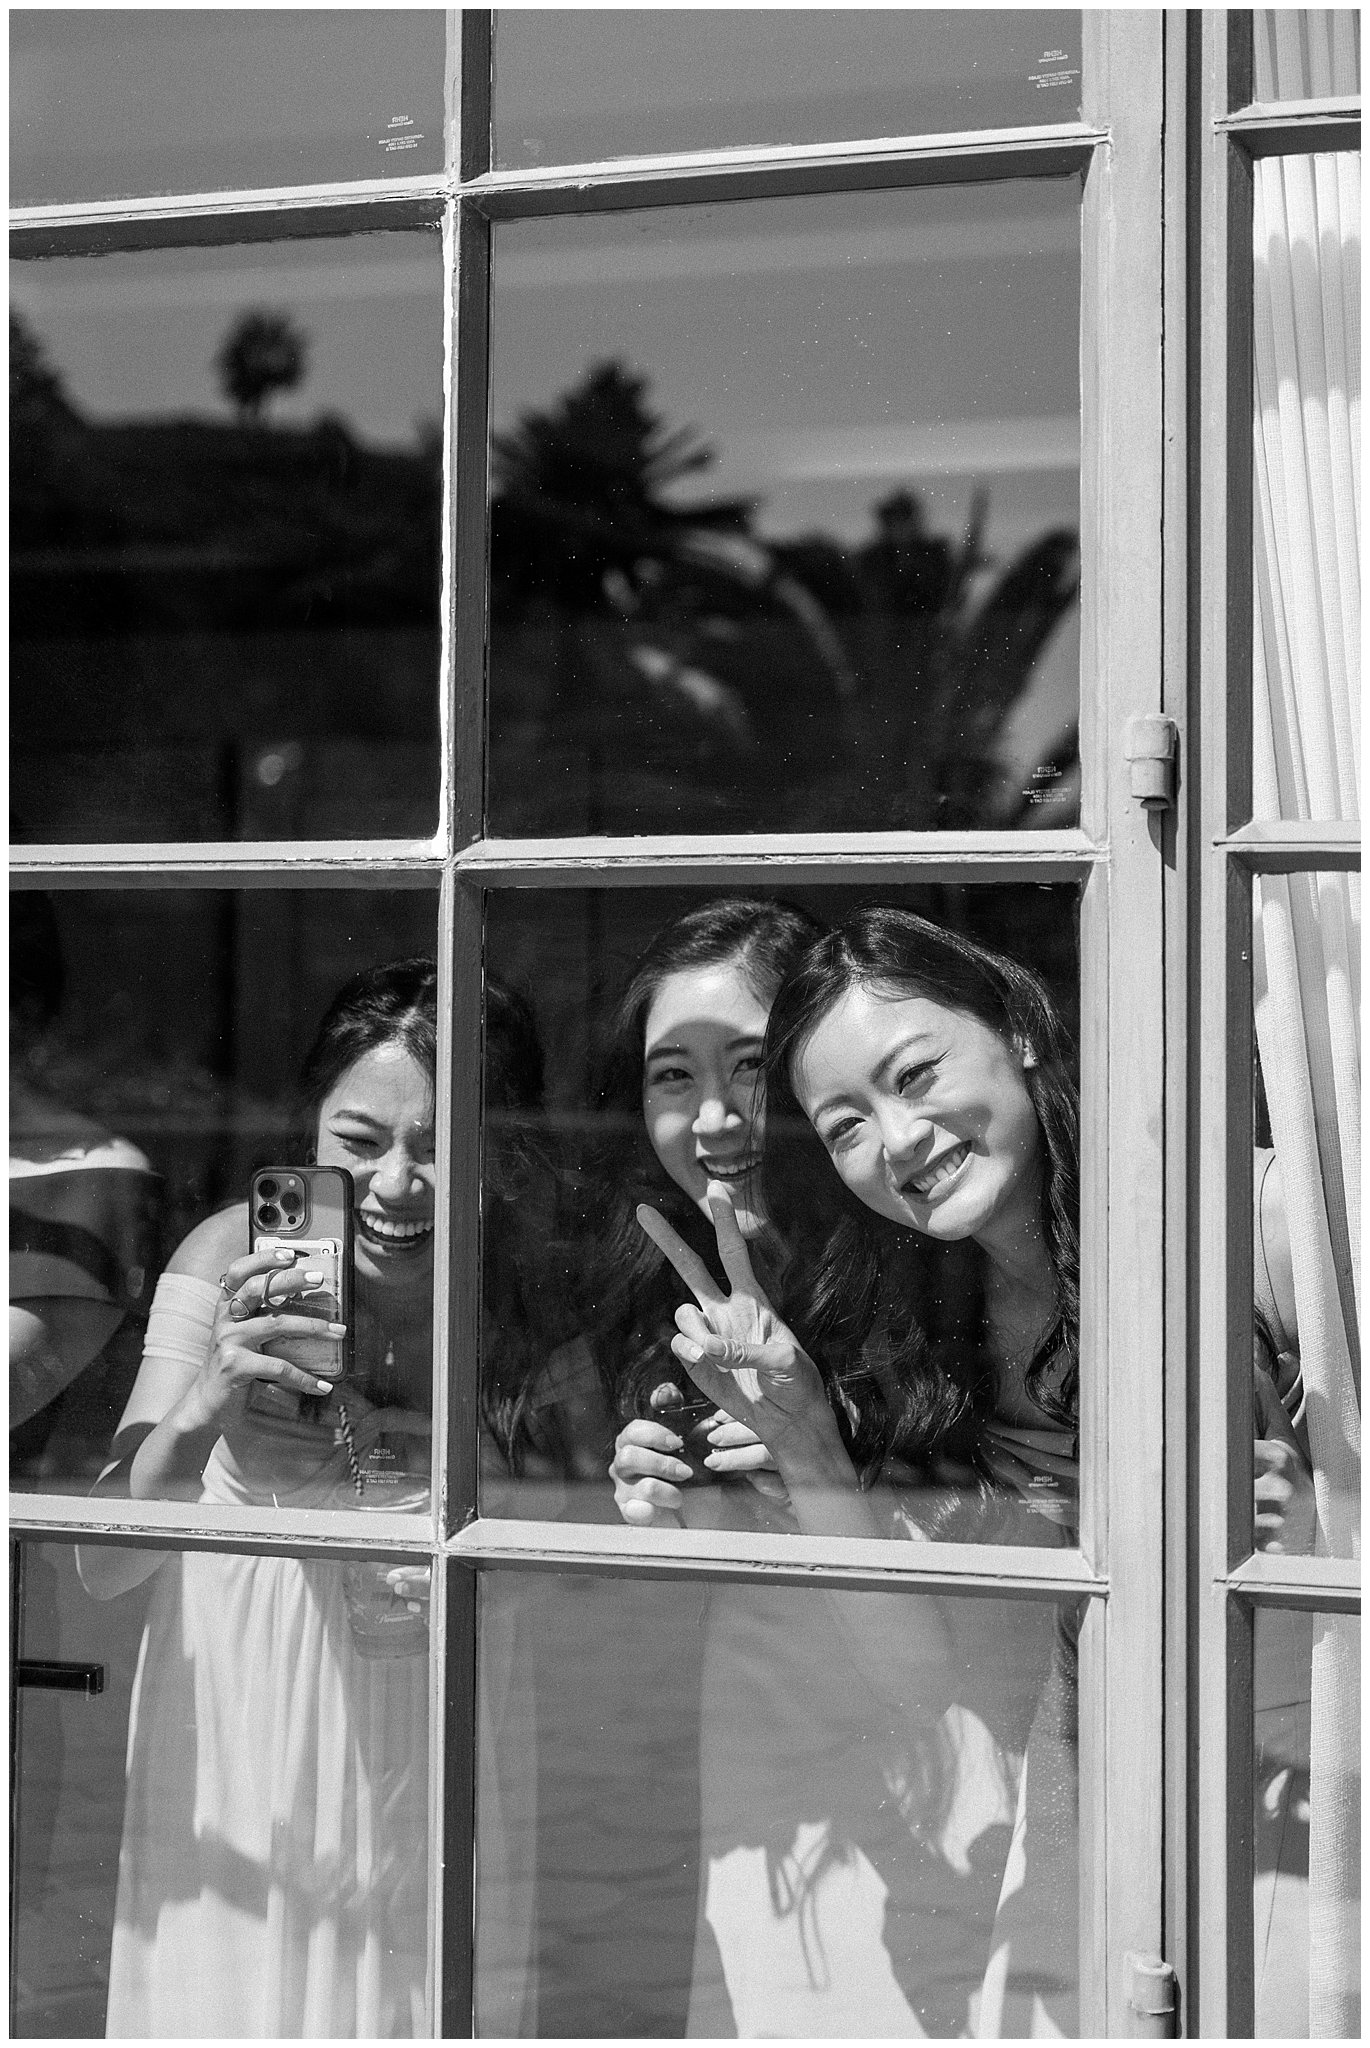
[244,1165,354,1427]
[640,1378,718,1483]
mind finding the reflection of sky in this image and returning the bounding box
[11,9,445,205]
[491,178,1082,777]
[494,8,1083,165]
[492,180,1081,549]
[10,233,443,446]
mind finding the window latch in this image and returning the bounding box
[16,1658,105,1697]
[1124,1951,1178,2037]
[1124,715,1178,810]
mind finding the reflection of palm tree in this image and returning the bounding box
[216,310,309,424]
[491,356,1080,832]
[491,361,746,614]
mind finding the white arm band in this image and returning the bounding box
[141,1272,220,1373]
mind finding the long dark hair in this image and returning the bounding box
[482,976,581,1471]
[579,896,826,1421]
[763,906,1079,1481]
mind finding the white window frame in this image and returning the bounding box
[1191,10,1361,2034]
[9,11,1184,2034]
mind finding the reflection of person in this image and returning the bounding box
[10,892,158,1471]
[82,959,437,2039]
[513,898,820,2037]
[619,906,1081,2035]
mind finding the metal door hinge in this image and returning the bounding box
[1125,1952,1179,2037]
[1124,715,1179,810]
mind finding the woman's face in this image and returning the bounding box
[315,1042,436,1292]
[642,956,770,1239]
[793,983,1043,1263]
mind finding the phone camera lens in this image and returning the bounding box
[259,1203,281,1227]
[258,1178,279,1200]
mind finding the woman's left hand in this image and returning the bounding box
[385,1564,430,1613]
[637,1182,830,1456]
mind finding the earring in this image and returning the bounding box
[1017,1040,1038,1070]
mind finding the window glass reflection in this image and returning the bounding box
[489,183,1082,834]
[477,1569,1083,2036]
[10,232,443,843]
[493,9,1084,168]
[9,887,438,1502]
[1253,1607,1359,2037]
[479,884,1081,1542]
[12,1538,430,2037]
[1250,871,1359,1559]
[11,9,446,206]
[1253,10,1360,101]
[1252,146,1358,826]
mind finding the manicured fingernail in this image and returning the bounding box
[274,1248,296,1262]
[303,1269,323,1285]
[314,1379,333,1394]
[327,1322,347,1336]
[677,1339,703,1363]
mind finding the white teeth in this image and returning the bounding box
[360,1216,433,1242]
[907,1143,969,1197]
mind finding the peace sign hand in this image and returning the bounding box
[637,1182,828,1454]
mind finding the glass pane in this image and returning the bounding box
[1254,11,1360,101]
[1253,1607,1360,2036]
[476,1569,1083,2035]
[10,886,438,1505]
[1252,148,1359,825]
[480,883,1082,1540]
[488,181,1082,836]
[11,9,446,206]
[492,8,1083,168]
[11,231,443,844]
[1251,871,1359,1559]
[12,1537,432,2037]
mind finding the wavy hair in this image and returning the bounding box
[762,906,1079,1485]
[577,896,826,1422]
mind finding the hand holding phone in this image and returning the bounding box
[245,1166,355,1426]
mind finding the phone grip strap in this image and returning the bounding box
[142,1272,220,1371]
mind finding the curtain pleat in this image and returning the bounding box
[1252,110,1361,2037]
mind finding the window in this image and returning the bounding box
[9,11,1358,2039]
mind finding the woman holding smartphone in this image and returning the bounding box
[86,959,439,2039]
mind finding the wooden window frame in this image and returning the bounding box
[1193,10,1362,2036]
[9,11,1179,2035]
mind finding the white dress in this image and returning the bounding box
[105,1430,429,2039]
[680,1487,1076,2040]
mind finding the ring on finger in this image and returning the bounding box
[260,1269,280,1312]
[218,1272,232,1295]
[228,1293,253,1322]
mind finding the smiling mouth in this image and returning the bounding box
[903,1141,971,1199]
[357,1213,434,1249]
[700,1158,759,1185]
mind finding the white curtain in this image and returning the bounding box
[1250,17,1360,2033]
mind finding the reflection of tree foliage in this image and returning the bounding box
[490,358,1079,833]
[216,308,310,424]
[9,307,439,637]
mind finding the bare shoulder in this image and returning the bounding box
[1253,1148,1297,1346]
[164,1203,250,1282]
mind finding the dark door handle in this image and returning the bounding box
[15,1659,105,1696]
